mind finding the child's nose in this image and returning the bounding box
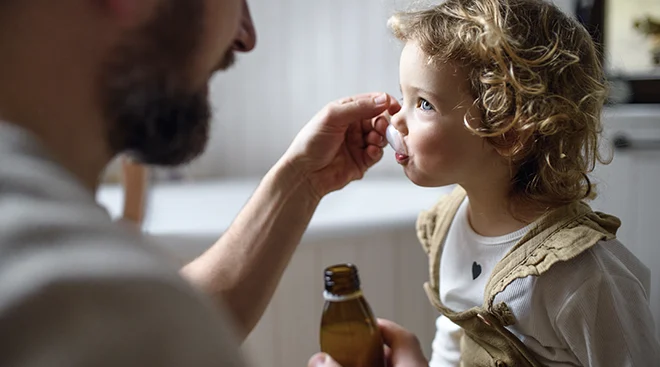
[391,111,408,136]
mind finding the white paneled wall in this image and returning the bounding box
[188,0,422,179]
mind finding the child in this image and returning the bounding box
[386,0,660,365]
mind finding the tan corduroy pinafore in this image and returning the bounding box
[416,186,621,367]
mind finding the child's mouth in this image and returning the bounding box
[395,152,409,164]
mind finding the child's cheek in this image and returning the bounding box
[415,131,449,160]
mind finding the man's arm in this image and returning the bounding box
[181,93,399,340]
[119,150,320,340]
[180,159,319,340]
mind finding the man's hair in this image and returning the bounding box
[389,0,608,210]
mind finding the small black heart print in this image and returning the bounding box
[472,261,482,280]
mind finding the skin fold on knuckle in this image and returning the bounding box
[319,104,338,122]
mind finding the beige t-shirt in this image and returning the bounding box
[0,122,247,367]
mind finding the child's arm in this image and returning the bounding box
[555,272,660,366]
[429,315,463,367]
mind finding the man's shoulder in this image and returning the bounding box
[0,246,246,367]
[0,122,214,335]
[0,200,246,366]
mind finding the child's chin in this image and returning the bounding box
[405,172,452,188]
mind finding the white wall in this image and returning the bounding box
[186,0,418,179]
[551,0,578,16]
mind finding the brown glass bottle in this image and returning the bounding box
[320,263,386,367]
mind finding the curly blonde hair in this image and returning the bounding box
[389,0,608,210]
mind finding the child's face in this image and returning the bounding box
[391,42,501,188]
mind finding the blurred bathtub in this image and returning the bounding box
[96,177,452,366]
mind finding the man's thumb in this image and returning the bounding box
[308,353,342,367]
[325,93,392,126]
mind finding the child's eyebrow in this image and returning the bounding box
[408,85,443,102]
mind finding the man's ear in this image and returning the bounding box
[97,0,158,27]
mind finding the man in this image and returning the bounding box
[0,0,427,366]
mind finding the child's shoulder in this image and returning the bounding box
[499,238,650,320]
[521,238,650,300]
[498,238,657,364]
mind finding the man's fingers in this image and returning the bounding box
[377,319,427,366]
[336,92,389,105]
[364,145,384,169]
[387,96,402,116]
[362,114,390,137]
[346,119,364,148]
[377,318,422,350]
[384,344,393,360]
[308,353,342,367]
[322,93,395,127]
[378,319,428,367]
[372,115,390,136]
[384,345,393,367]
[366,130,386,147]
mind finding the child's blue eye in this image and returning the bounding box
[417,98,434,111]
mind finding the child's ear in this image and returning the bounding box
[492,124,535,158]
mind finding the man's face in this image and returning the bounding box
[101,0,255,166]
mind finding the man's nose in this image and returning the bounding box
[233,1,256,52]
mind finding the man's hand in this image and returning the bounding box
[282,92,400,199]
[307,319,428,367]
[378,319,428,366]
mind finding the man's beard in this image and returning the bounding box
[99,0,235,166]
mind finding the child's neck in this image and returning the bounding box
[462,185,543,237]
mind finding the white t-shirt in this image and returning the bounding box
[430,199,660,367]
[0,122,247,366]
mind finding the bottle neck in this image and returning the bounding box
[324,263,361,296]
[323,289,364,302]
